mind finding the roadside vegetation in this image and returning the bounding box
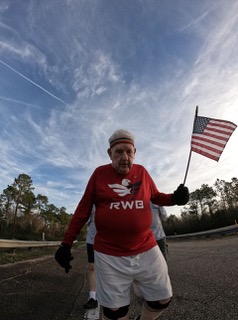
[0,173,87,241]
[0,241,85,265]
[0,246,57,265]
[164,178,238,235]
[0,173,238,240]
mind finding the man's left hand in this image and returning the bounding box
[172,184,189,205]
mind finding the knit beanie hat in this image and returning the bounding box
[108,129,135,148]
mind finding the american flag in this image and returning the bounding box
[191,116,237,161]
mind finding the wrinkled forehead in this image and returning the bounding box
[110,142,135,152]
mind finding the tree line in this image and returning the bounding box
[164,177,238,235]
[1,173,237,240]
[0,173,87,241]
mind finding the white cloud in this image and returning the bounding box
[0,0,237,218]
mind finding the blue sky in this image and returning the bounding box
[0,0,237,217]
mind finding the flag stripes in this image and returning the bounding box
[191,117,237,161]
[191,146,220,161]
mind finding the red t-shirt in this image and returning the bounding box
[63,164,174,256]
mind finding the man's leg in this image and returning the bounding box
[140,298,171,320]
[88,262,96,295]
[84,244,98,309]
[102,306,129,320]
[94,252,133,319]
[156,239,168,262]
[133,246,172,320]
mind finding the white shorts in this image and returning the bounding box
[94,246,172,308]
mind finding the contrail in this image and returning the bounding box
[0,59,68,105]
[0,95,40,108]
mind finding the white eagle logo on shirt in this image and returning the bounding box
[108,179,141,197]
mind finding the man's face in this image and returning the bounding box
[108,143,136,174]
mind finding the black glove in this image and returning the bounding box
[172,184,189,205]
[55,243,73,273]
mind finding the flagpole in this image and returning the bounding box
[183,106,198,185]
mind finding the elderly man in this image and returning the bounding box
[55,129,189,320]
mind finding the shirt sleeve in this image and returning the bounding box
[158,206,167,220]
[62,171,96,246]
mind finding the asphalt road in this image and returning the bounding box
[0,236,237,320]
[161,235,238,320]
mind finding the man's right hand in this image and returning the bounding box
[55,243,73,273]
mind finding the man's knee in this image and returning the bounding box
[140,299,172,320]
[103,305,129,319]
[146,297,172,310]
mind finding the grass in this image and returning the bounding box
[0,246,58,265]
[0,241,85,265]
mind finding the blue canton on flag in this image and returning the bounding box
[193,117,210,133]
[191,116,237,161]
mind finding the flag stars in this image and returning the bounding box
[193,117,210,133]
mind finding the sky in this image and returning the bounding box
[0,0,237,218]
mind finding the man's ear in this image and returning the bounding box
[107,148,112,159]
[133,148,136,158]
